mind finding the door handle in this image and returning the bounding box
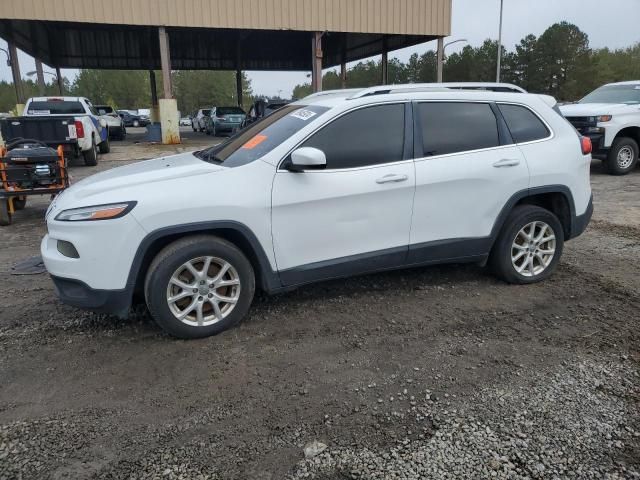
[376,174,408,184]
[493,159,520,168]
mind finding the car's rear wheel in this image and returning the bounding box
[606,137,638,175]
[490,205,564,284]
[133,120,140,127]
[144,235,255,339]
[83,137,98,166]
[0,200,12,226]
[98,134,111,153]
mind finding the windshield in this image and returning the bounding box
[195,104,329,167]
[202,109,211,116]
[580,85,640,104]
[27,101,85,115]
[217,107,245,115]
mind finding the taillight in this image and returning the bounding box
[74,120,85,139]
[580,136,592,155]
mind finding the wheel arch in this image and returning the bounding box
[491,186,576,244]
[128,221,280,304]
[612,126,640,146]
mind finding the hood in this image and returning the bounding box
[560,102,632,116]
[63,152,224,202]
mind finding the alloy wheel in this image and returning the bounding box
[166,256,241,327]
[511,221,556,277]
[617,146,634,169]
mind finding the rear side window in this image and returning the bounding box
[418,102,499,157]
[301,103,405,169]
[27,101,85,115]
[498,104,550,143]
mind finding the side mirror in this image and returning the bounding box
[288,147,327,172]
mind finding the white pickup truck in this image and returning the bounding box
[23,96,110,166]
[561,81,640,175]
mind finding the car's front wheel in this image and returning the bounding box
[606,137,638,175]
[144,235,255,339]
[490,205,564,284]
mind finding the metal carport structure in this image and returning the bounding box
[0,0,451,143]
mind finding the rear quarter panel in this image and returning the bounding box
[518,98,592,216]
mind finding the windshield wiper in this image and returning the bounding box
[195,149,224,164]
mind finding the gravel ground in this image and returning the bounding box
[0,133,638,479]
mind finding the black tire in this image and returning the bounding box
[0,200,12,226]
[98,134,111,153]
[13,196,26,210]
[144,235,255,339]
[133,120,140,127]
[83,138,98,166]
[489,205,564,284]
[606,137,638,175]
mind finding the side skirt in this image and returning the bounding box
[278,238,491,289]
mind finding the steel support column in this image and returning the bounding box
[312,32,323,93]
[8,43,23,105]
[381,36,388,85]
[436,37,444,82]
[55,67,64,95]
[158,26,172,99]
[35,59,45,95]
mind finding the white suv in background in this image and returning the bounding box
[41,85,593,339]
[561,81,640,175]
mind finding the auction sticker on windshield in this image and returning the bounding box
[290,109,317,121]
[242,134,268,150]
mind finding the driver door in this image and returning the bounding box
[271,103,416,286]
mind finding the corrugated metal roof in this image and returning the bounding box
[1,0,451,36]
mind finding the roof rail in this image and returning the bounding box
[347,84,451,99]
[303,88,363,100]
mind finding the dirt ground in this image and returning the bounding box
[0,129,638,479]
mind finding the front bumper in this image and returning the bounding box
[50,275,131,317]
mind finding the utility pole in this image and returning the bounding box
[496,0,504,82]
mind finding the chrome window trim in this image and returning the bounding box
[276,100,410,172]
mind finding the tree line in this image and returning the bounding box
[293,22,640,100]
[0,70,253,115]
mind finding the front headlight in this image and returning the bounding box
[55,202,137,222]
[596,115,612,123]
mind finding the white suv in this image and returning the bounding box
[41,85,593,339]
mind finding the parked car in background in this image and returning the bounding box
[192,109,211,132]
[20,96,110,165]
[204,106,246,136]
[243,100,290,127]
[117,110,149,128]
[42,84,592,338]
[95,105,126,140]
[179,116,192,126]
[561,81,640,175]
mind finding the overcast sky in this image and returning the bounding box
[1,0,638,98]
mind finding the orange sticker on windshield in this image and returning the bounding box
[242,134,268,149]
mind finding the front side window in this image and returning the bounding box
[195,105,330,167]
[418,102,499,157]
[300,103,406,169]
[498,104,550,143]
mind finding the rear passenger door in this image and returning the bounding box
[409,101,529,262]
